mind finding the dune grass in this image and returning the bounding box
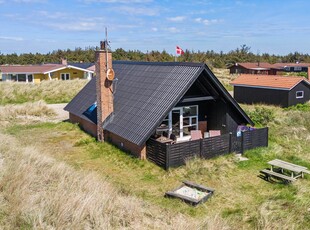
[1,101,310,229]
[0,79,88,105]
[1,76,310,229]
[0,69,231,106]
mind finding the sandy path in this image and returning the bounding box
[46,103,68,121]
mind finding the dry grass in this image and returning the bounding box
[0,79,88,105]
[1,90,310,228]
[212,68,237,91]
[0,103,232,229]
[0,100,56,128]
[0,132,209,229]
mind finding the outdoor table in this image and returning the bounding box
[268,159,308,179]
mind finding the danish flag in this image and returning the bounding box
[176,46,184,55]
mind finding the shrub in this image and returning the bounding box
[247,106,275,126]
[285,103,310,112]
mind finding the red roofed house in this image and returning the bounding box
[230,74,310,107]
[228,62,279,75]
[0,59,94,83]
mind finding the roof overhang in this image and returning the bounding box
[232,79,309,90]
[232,84,290,91]
[43,65,95,74]
[249,67,270,70]
[179,96,217,103]
[1,72,42,74]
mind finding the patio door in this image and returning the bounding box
[172,108,182,137]
[156,105,198,139]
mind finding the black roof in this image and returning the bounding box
[68,62,94,69]
[64,77,97,124]
[65,61,253,146]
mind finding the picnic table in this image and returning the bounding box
[268,159,309,179]
[260,159,310,183]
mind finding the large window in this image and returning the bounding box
[61,73,70,80]
[157,105,198,138]
[296,91,304,99]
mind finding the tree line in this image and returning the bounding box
[1,45,310,68]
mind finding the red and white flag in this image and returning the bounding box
[176,46,184,55]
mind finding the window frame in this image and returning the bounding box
[60,73,70,80]
[296,91,304,99]
[156,105,198,138]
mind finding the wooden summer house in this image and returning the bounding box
[0,59,94,83]
[65,44,259,165]
[231,75,310,107]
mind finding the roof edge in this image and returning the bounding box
[204,64,254,126]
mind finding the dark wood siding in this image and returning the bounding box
[288,82,310,106]
[146,128,269,169]
[234,86,289,107]
[229,66,277,75]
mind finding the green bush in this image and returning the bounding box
[247,107,275,126]
[285,103,310,112]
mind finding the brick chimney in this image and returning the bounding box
[95,41,113,141]
[61,58,67,66]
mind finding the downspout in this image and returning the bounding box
[48,72,52,80]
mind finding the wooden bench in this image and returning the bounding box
[260,169,297,183]
[303,169,310,175]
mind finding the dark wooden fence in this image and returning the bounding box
[146,127,269,170]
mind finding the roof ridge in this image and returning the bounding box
[113,60,205,67]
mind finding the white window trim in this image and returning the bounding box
[61,73,70,80]
[296,91,304,99]
[156,105,198,138]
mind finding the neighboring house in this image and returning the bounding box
[229,62,310,78]
[273,63,310,75]
[228,62,278,75]
[65,46,255,161]
[0,60,94,83]
[231,74,310,107]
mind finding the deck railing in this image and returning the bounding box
[146,127,268,170]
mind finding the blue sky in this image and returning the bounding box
[0,0,310,55]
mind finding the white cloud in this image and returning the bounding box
[151,27,158,32]
[167,16,186,22]
[0,36,24,41]
[117,6,158,16]
[35,38,56,43]
[166,27,180,33]
[82,0,152,3]
[195,17,222,26]
[48,21,99,31]
[37,11,68,19]
[13,0,46,3]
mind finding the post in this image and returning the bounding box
[229,132,232,153]
[241,131,244,154]
[166,144,170,170]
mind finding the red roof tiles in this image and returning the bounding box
[0,64,64,74]
[234,62,275,70]
[231,74,310,90]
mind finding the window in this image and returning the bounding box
[157,105,198,138]
[296,91,304,99]
[18,74,26,82]
[61,73,70,80]
[27,74,33,83]
[294,66,302,71]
